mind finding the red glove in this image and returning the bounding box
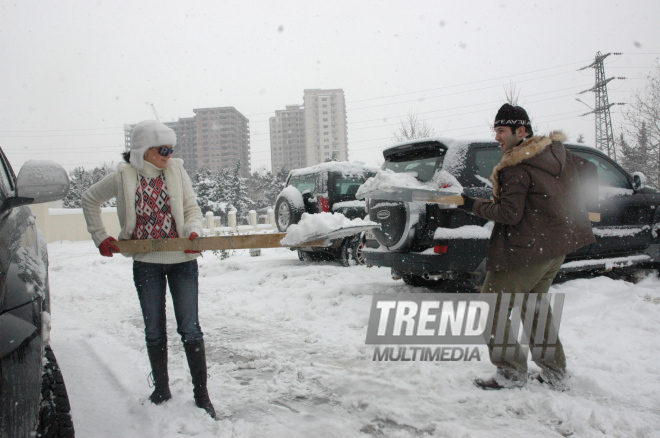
[99,237,120,257]
[185,232,202,254]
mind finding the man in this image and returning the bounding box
[459,104,596,390]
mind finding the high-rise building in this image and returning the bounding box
[269,105,306,172]
[303,89,348,166]
[268,89,348,172]
[124,106,250,177]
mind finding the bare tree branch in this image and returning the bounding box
[392,110,435,143]
[503,81,520,106]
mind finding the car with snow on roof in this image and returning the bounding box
[275,161,379,266]
[0,147,74,436]
[359,138,660,288]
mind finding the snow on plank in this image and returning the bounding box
[279,212,379,247]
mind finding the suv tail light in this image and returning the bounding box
[319,196,330,212]
[434,245,448,254]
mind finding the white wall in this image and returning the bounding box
[30,202,276,244]
[30,201,121,244]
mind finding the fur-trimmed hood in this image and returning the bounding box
[491,131,567,197]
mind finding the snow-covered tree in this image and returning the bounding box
[620,62,660,189]
[618,123,656,187]
[224,161,254,220]
[246,169,282,209]
[191,167,217,214]
[63,165,113,208]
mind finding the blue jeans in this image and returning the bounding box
[133,260,204,347]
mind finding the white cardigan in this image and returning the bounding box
[82,158,203,264]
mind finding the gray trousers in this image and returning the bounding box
[481,255,567,381]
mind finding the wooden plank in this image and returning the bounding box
[113,233,328,254]
[423,194,465,205]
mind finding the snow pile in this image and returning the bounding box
[356,168,419,196]
[289,161,379,179]
[600,186,634,198]
[433,223,493,239]
[332,200,365,210]
[439,138,471,177]
[432,169,462,190]
[277,185,304,209]
[280,212,377,245]
[356,168,463,200]
[592,225,649,237]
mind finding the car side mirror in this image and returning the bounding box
[633,172,646,192]
[1,160,70,214]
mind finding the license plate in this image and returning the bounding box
[365,231,376,240]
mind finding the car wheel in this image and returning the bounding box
[37,345,74,438]
[340,235,363,267]
[298,249,316,261]
[276,197,303,232]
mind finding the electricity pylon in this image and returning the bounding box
[578,52,625,158]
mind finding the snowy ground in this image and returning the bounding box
[47,241,660,438]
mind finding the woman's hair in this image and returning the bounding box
[122,151,131,163]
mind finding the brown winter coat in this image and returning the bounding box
[472,131,597,271]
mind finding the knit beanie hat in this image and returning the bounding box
[129,120,177,170]
[494,104,533,136]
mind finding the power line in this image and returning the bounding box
[0,127,123,133]
[0,132,122,138]
[2,62,653,138]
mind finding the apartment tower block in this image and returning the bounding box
[269,89,348,172]
[124,106,250,177]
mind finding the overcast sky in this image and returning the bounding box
[1,0,659,174]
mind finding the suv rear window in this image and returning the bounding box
[289,174,317,194]
[328,173,370,201]
[383,149,445,183]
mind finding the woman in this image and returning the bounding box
[82,120,215,418]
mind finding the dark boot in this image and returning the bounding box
[146,344,172,404]
[474,370,526,390]
[184,342,216,419]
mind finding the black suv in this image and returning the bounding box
[362,139,660,287]
[275,161,378,266]
[0,146,74,437]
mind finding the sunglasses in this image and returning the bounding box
[156,147,174,157]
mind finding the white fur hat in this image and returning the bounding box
[129,120,177,170]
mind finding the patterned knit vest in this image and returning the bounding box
[133,173,179,240]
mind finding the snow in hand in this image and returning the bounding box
[280,212,377,246]
[48,241,660,437]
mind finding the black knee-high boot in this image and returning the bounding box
[146,344,172,404]
[184,342,216,419]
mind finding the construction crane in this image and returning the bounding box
[146,102,161,122]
